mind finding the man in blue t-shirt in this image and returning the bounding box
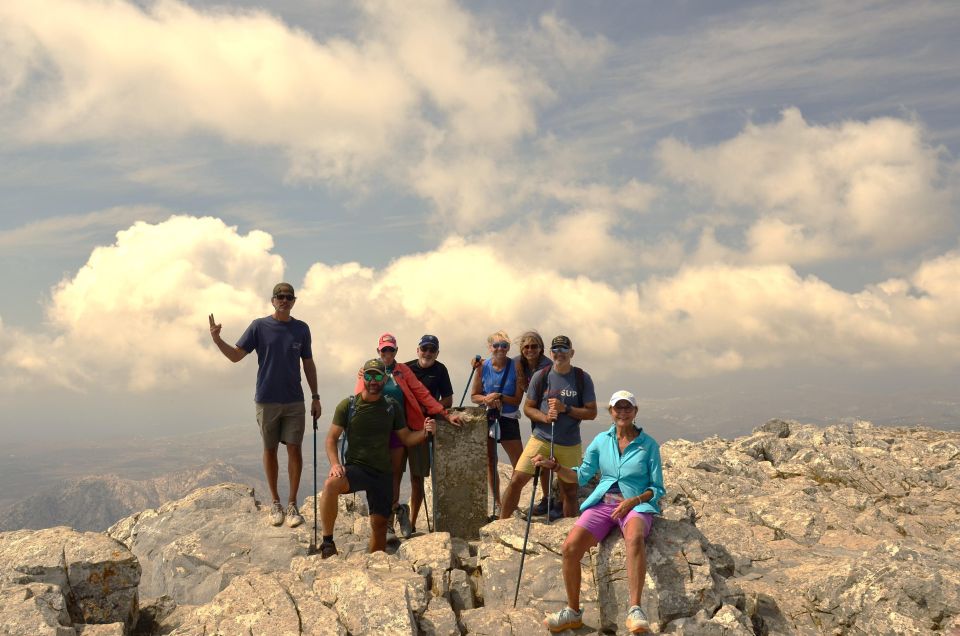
[209,282,321,528]
[499,335,597,519]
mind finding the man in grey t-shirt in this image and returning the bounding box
[209,282,322,528]
[499,335,597,519]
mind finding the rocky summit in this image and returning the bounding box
[1,419,958,635]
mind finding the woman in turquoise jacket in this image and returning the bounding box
[534,390,664,634]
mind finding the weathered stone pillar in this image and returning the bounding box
[430,407,487,539]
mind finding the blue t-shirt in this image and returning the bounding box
[236,316,312,404]
[481,359,518,418]
[527,366,596,446]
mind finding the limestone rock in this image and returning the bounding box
[170,571,344,636]
[433,407,488,539]
[75,624,125,635]
[107,483,312,605]
[0,527,140,628]
[662,604,753,634]
[292,550,428,635]
[420,595,461,636]
[459,606,544,635]
[0,582,74,636]
[396,531,455,594]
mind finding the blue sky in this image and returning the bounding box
[1,0,958,442]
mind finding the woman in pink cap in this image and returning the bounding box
[354,333,460,541]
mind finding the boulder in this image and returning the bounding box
[0,582,74,636]
[0,527,140,629]
[459,606,544,635]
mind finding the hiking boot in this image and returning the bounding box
[285,503,304,528]
[625,605,650,633]
[543,606,583,632]
[548,504,565,522]
[268,501,284,526]
[320,541,338,559]
[396,503,413,539]
[531,498,549,516]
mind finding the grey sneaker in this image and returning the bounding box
[543,606,583,632]
[396,503,413,539]
[625,605,650,633]
[285,502,304,528]
[269,501,284,526]
[385,515,399,544]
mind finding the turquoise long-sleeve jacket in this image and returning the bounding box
[574,425,664,515]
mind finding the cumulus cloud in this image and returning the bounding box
[4,216,958,395]
[659,108,955,264]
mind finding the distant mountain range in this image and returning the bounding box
[0,461,266,532]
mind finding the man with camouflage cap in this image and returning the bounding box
[318,358,437,557]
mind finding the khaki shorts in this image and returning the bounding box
[407,440,431,478]
[255,401,306,450]
[515,437,581,483]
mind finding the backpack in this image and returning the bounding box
[339,393,396,464]
[530,365,585,412]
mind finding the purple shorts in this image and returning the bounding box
[575,501,654,543]
[389,431,404,449]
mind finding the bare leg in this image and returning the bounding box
[285,443,302,504]
[319,474,351,535]
[498,470,533,519]
[263,448,280,502]
[390,446,405,509]
[561,526,599,610]
[369,514,388,553]
[410,474,424,529]
[560,480,579,517]
[501,439,523,467]
[623,517,648,606]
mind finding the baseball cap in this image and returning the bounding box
[272,282,295,297]
[362,358,387,373]
[551,335,573,349]
[418,334,440,348]
[378,333,398,351]
[608,390,637,408]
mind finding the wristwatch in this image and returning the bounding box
[311,394,320,400]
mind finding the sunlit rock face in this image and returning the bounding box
[1,420,958,634]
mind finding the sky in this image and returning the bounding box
[1,0,959,445]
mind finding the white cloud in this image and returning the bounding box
[0,206,170,252]
[659,108,955,264]
[4,216,958,394]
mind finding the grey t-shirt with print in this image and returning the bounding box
[527,366,596,446]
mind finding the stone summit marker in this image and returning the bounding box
[432,406,487,539]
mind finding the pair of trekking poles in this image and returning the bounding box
[459,355,556,608]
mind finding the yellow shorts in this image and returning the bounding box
[515,437,582,483]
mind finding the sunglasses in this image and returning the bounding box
[551,346,571,353]
[274,294,296,301]
[419,346,438,353]
[522,344,541,350]
[379,347,397,354]
[491,342,510,349]
[363,371,385,382]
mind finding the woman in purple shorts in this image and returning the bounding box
[533,390,664,634]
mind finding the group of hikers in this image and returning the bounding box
[210,282,665,634]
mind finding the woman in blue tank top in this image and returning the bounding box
[470,330,524,514]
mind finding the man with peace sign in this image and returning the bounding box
[209,282,321,528]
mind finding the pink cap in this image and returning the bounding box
[378,333,398,351]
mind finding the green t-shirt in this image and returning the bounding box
[333,394,406,474]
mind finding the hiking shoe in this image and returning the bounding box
[396,503,413,539]
[386,518,399,544]
[320,541,338,559]
[531,498,549,516]
[285,503,304,528]
[625,605,650,633]
[543,606,583,632]
[548,504,565,522]
[268,501,284,526]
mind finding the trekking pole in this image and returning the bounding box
[309,414,319,555]
[546,418,556,524]
[491,416,500,519]
[513,464,541,608]
[458,354,482,407]
[425,432,434,533]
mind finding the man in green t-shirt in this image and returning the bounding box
[318,358,436,557]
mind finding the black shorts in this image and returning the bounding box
[488,415,521,441]
[345,464,392,518]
